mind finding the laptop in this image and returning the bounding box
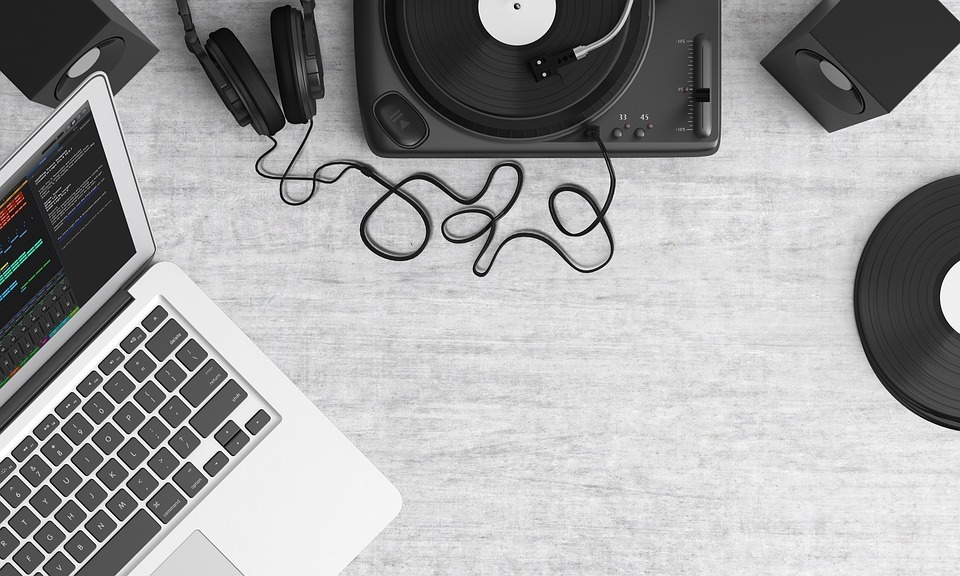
[0,73,401,576]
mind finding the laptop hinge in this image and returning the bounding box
[0,289,135,432]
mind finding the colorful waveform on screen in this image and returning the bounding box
[0,238,44,292]
[0,188,27,231]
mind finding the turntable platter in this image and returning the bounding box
[384,0,653,139]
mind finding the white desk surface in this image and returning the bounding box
[3,1,960,574]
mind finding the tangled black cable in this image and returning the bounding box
[255,119,617,276]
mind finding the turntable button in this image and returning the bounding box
[373,93,428,149]
[634,128,646,139]
[611,128,623,139]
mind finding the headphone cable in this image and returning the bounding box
[255,119,618,276]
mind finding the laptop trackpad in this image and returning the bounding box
[150,531,244,576]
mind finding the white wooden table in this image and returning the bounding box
[3,1,960,574]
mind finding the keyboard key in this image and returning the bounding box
[64,530,95,563]
[22,455,51,487]
[0,501,7,523]
[117,438,148,470]
[43,551,75,576]
[142,306,168,332]
[92,423,123,455]
[103,372,135,404]
[96,459,128,492]
[33,414,59,441]
[98,349,124,376]
[71,445,103,476]
[50,465,82,497]
[181,360,227,407]
[121,327,146,354]
[74,510,159,576]
[159,396,190,428]
[146,483,186,524]
[0,526,19,559]
[1,476,30,507]
[191,380,246,438]
[175,339,208,372]
[54,501,86,533]
[203,452,229,477]
[13,541,42,573]
[0,564,18,576]
[84,510,116,543]
[10,507,40,538]
[113,402,145,434]
[148,448,179,480]
[155,360,187,392]
[33,521,65,553]
[82,392,114,425]
[55,393,81,419]
[127,469,159,501]
[169,427,200,459]
[225,430,250,456]
[124,351,156,384]
[63,414,93,445]
[134,381,165,413]
[29,486,62,518]
[173,463,207,498]
[138,417,170,449]
[106,489,136,522]
[76,479,107,512]
[76,372,103,397]
[146,319,187,362]
[246,410,271,435]
[41,433,73,467]
[215,421,240,447]
[12,436,37,462]
[0,458,16,483]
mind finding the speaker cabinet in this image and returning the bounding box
[762,0,960,132]
[0,0,158,107]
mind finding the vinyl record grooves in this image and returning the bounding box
[384,0,653,139]
[855,176,960,429]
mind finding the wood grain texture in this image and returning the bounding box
[3,0,960,574]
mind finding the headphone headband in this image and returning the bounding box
[176,0,203,55]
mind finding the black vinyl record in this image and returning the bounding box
[383,0,653,139]
[855,176,960,429]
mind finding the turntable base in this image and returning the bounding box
[354,0,721,157]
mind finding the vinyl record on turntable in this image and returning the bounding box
[385,0,651,139]
[855,176,960,429]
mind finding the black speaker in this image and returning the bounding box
[762,0,960,132]
[0,0,158,107]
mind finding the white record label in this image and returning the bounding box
[941,260,960,334]
[478,0,557,47]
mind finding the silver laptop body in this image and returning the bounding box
[0,73,400,576]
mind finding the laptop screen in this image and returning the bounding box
[0,104,135,390]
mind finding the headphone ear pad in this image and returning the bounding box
[206,28,286,137]
[271,6,315,125]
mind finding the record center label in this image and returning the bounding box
[941,261,960,334]
[478,0,556,46]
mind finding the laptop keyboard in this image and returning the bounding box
[0,302,277,576]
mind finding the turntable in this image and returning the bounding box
[355,0,721,158]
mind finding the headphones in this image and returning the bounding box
[176,0,325,137]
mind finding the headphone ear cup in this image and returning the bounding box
[195,50,252,129]
[206,28,286,137]
[271,6,315,124]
